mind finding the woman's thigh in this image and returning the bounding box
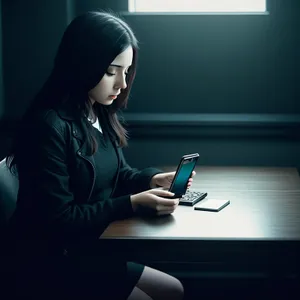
[136,266,184,300]
[127,287,153,300]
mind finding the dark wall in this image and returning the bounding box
[0,0,3,119]
[74,0,300,168]
[2,0,299,118]
[0,0,299,167]
[1,0,69,119]
[3,0,299,117]
[76,0,300,114]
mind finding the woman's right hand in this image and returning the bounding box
[130,189,179,216]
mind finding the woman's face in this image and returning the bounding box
[88,46,133,105]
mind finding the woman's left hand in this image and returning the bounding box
[150,170,196,189]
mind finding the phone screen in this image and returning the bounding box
[169,158,197,196]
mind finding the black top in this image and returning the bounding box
[89,120,118,204]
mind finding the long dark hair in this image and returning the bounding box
[6,10,139,175]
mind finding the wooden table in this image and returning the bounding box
[100,167,300,275]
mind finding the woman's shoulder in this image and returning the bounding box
[25,107,72,141]
[35,108,68,128]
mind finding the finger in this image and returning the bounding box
[151,189,175,198]
[156,203,177,211]
[191,171,196,177]
[168,171,176,176]
[154,187,168,191]
[162,171,176,179]
[188,178,193,182]
[156,205,177,215]
[156,198,179,207]
[157,210,175,216]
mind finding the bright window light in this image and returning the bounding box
[129,0,266,13]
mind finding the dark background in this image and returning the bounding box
[0,0,299,168]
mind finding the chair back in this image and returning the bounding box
[0,158,18,226]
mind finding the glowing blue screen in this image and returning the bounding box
[170,159,197,195]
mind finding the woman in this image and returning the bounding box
[6,11,194,300]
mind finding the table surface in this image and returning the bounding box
[101,167,300,241]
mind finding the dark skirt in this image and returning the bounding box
[15,254,145,300]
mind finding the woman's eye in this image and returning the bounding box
[106,71,129,77]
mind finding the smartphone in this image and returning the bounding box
[168,153,199,197]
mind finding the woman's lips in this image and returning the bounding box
[108,95,117,100]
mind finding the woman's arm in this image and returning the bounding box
[113,147,163,197]
[17,113,134,240]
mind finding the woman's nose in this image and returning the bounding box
[115,74,127,90]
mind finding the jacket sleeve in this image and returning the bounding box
[16,115,134,240]
[113,147,164,197]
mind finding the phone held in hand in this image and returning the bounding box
[168,153,199,198]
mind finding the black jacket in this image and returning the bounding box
[11,104,162,254]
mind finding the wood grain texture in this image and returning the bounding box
[100,167,300,267]
[102,167,300,240]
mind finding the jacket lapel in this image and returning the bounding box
[56,102,121,200]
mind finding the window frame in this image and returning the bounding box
[128,0,268,15]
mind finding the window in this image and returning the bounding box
[129,0,266,13]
